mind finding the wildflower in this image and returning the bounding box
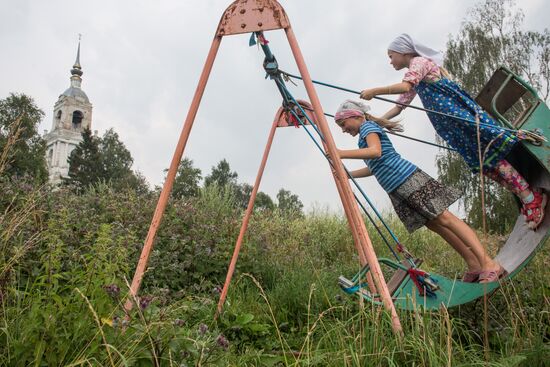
[216,334,229,350]
[103,284,121,299]
[198,323,208,335]
[212,286,222,295]
[139,295,153,310]
[174,318,185,327]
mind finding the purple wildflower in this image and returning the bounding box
[198,323,208,335]
[139,295,153,310]
[216,334,229,350]
[103,284,121,299]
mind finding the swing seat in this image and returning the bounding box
[339,258,504,310]
[385,258,423,295]
[339,258,422,299]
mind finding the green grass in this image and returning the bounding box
[0,181,549,366]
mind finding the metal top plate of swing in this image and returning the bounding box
[216,0,290,37]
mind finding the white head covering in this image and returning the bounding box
[388,33,443,66]
[336,99,370,115]
[334,100,370,122]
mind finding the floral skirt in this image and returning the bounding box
[389,169,461,233]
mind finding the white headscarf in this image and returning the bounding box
[388,33,443,66]
[336,100,370,114]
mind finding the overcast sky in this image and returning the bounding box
[1,0,548,213]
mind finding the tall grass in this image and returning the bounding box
[0,147,548,365]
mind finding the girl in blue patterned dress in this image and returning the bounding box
[359,33,546,230]
[334,100,503,283]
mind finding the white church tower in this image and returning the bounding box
[44,40,93,185]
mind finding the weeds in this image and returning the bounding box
[0,166,548,365]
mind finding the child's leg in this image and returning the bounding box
[425,219,481,271]
[485,159,546,229]
[484,159,530,199]
[426,210,500,274]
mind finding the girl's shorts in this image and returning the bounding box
[388,169,461,233]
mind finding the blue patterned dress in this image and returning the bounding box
[397,57,518,172]
[415,78,518,172]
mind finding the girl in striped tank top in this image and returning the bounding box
[334,100,503,283]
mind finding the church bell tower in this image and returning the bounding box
[44,39,93,185]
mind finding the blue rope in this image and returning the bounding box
[323,112,457,152]
[281,71,521,135]
[279,81,403,262]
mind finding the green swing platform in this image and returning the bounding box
[339,67,550,310]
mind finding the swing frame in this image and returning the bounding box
[124,0,403,334]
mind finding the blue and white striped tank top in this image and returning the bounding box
[358,121,417,193]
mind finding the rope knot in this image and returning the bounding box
[407,268,439,298]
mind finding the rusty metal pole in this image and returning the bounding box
[215,118,278,316]
[284,26,402,333]
[318,140,378,295]
[124,36,222,313]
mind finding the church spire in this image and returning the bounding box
[71,35,83,76]
[70,36,83,89]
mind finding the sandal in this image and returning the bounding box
[462,270,481,283]
[478,265,506,283]
[521,189,547,230]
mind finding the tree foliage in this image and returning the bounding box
[66,128,147,192]
[235,183,275,211]
[204,159,238,189]
[438,0,550,233]
[170,157,202,199]
[276,188,304,216]
[203,159,276,211]
[0,93,47,182]
[66,128,104,189]
[101,128,134,183]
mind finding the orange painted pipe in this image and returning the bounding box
[284,26,402,333]
[216,118,278,316]
[324,144,378,296]
[124,36,222,313]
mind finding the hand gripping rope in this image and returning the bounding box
[279,71,547,146]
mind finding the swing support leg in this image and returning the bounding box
[124,36,223,314]
[216,118,278,316]
[285,26,402,334]
[320,141,378,297]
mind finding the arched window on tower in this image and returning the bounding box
[55,110,62,128]
[72,110,83,129]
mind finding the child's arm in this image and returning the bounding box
[338,133,382,160]
[350,167,372,178]
[381,106,402,120]
[360,82,413,100]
